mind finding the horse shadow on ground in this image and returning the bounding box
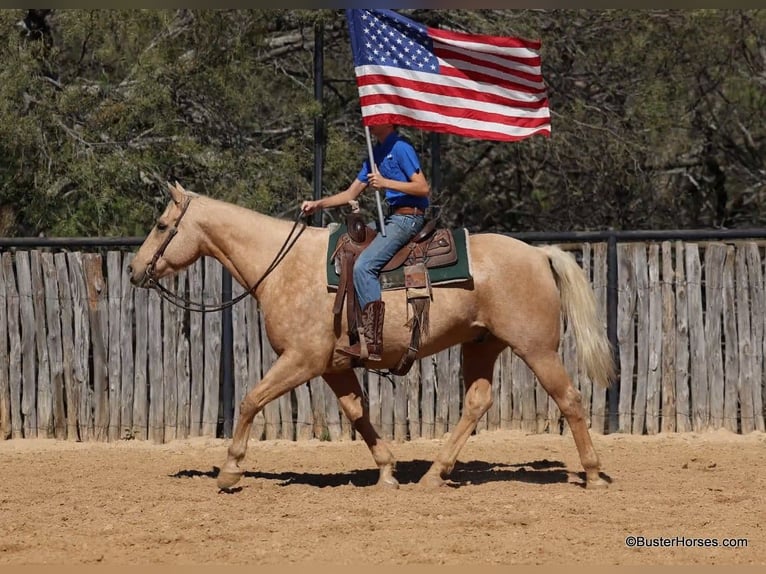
[170,459,612,491]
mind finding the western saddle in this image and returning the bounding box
[330,211,458,375]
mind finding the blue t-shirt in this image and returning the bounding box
[357,131,429,210]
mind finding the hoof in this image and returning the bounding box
[377,475,400,489]
[217,468,244,490]
[418,473,447,489]
[585,475,609,490]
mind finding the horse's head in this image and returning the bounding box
[128,181,203,288]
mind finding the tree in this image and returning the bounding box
[0,9,764,236]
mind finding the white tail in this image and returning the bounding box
[539,245,616,388]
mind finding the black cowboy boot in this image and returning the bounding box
[338,301,385,361]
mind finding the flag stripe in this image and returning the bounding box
[356,64,546,101]
[434,44,544,86]
[435,42,542,76]
[428,26,541,52]
[357,84,550,119]
[360,94,551,128]
[438,56,546,92]
[361,110,551,142]
[356,70,548,109]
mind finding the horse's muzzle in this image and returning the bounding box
[127,264,150,288]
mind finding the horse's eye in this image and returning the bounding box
[156,222,168,232]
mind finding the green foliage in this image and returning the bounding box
[0,9,765,237]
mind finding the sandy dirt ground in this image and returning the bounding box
[0,428,764,566]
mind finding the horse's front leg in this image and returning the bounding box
[217,352,319,490]
[323,370,398,488]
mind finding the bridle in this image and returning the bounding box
[143,195,307,313]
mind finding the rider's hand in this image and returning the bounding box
[301,200,320,215]
[367,172,387,190]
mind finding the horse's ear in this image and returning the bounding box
[167,181,185,205]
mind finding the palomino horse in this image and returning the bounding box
[129,182,615,490]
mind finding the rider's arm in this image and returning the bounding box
[302,178,366,213]
[368,170,429,197]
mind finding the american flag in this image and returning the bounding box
[345,9,551,142]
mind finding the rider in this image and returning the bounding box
[301,123,430,361]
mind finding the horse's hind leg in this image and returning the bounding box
[419,339,505,488]
[524,349,607,489]
[217,352,319,490]
[323,370,398,488]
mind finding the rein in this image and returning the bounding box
[145,197,308,313]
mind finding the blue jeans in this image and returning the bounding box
[354,214,425,309]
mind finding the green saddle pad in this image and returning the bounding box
[325,223,473,291]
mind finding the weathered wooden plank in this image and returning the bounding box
[309,377,326,440]
[175,270,190,439]
[591,242,608,433]
[515,354,536,433]
[632,244,649,435]
[55,254,78,439]
[120,254,135,440]
[393,373,407,442]
[245,300,265,441]
[162,274,178,442]
[477,350,488,432]
[3,253,23,439]
[499,348,513,430]
[295,382,316,440]
[660,242,677,433]
[536,379,551,433]
[686,244,708,431]
[259,309,280,440]
[0,255,10,439]
[560,308,577,436]
[106,252,122,441]
[231,280,248,434]
[407,361,420,440]
[280,386,295,441]
[490,354,502,432]
[746,243,765,432]
[365,370,380,437]
[83,253,109,441]
[419,355,435,439]
[616,244,636,433]
[674,242,691,432]
[704,243,726,429]
[41,253,66,439]
[132,284,149,440]
[67,252,91,441]
[147,288,164,443]
[645,244,662,435]
[260,331,281,440]
[353,368,367,439]
[448,345,462,432]
[319,375,340,441]
[202,258,222,438]
[295,380,313,441]
[16,251,37,438]
[578,243,593,429]
[30,252,52,438]
[380,371,394,440]
[434,348,449,436]
[325,378,342,442]
[551,315,567,435]
[339,372,354,440]
[735,246,755,433]
[188,260,204,437]
[511,350,523,431]
[722,246,739,433]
